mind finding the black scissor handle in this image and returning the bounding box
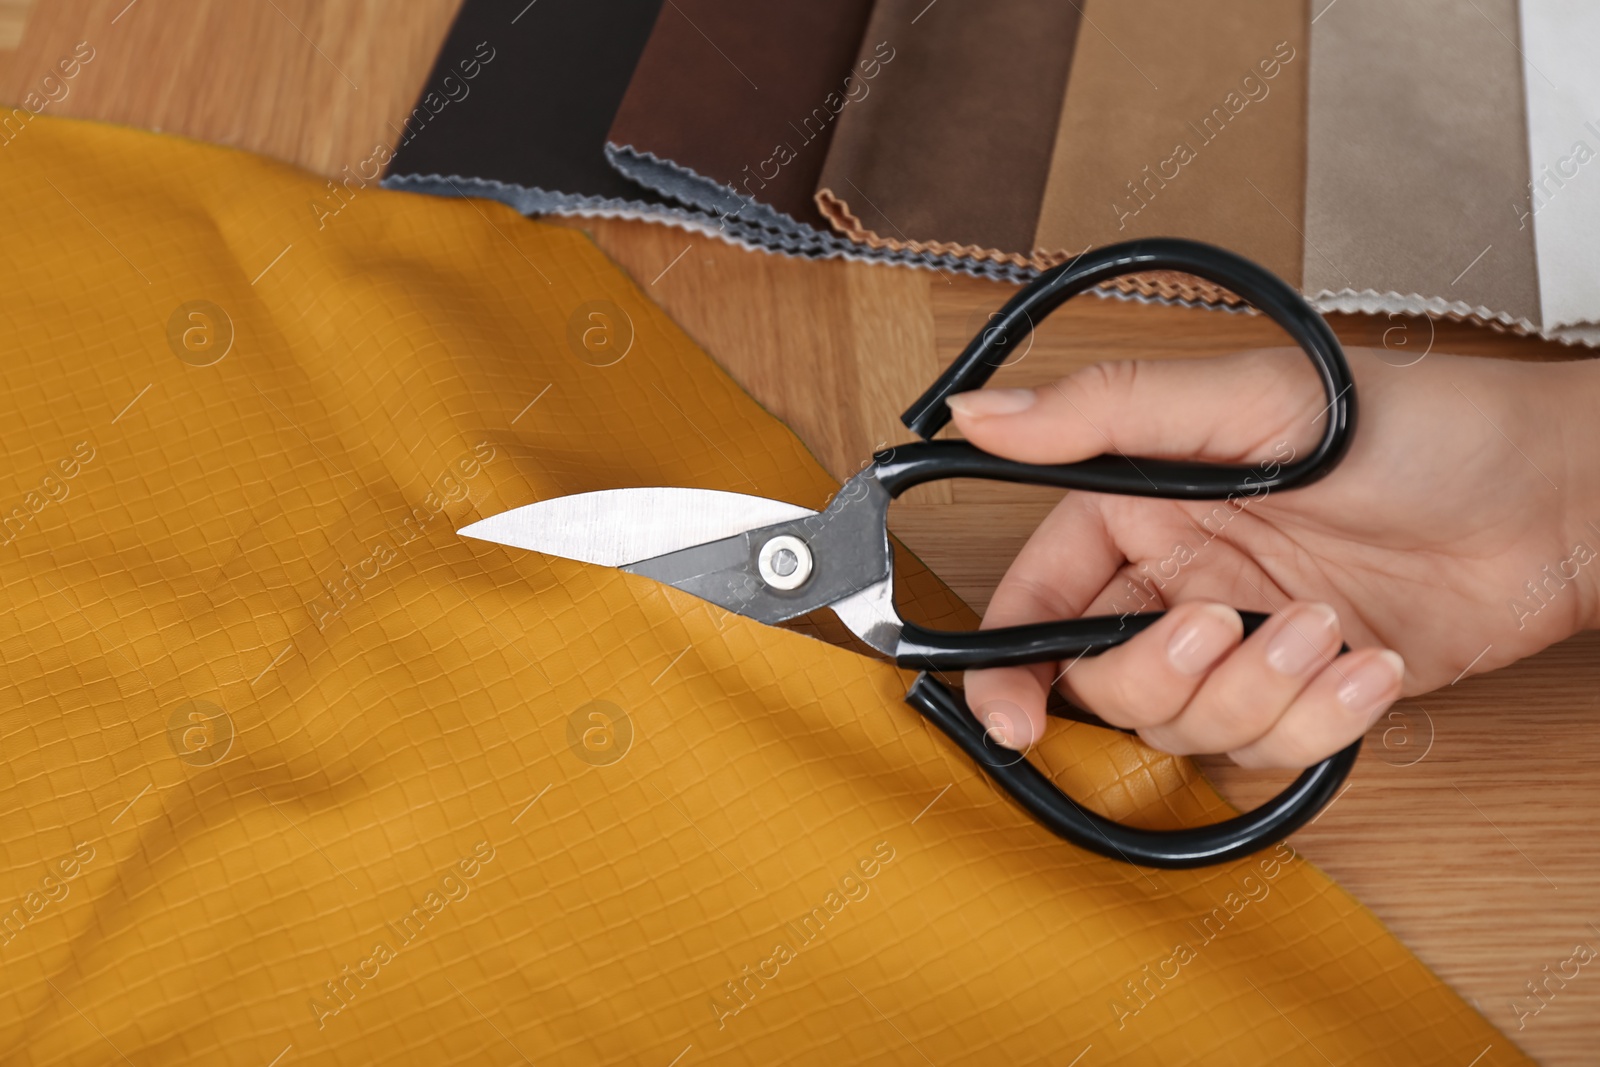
[875,438,1316,503]
[897,612,1361,867]
[904,671,1359,870]
[900,237,1356,497]
[885,237,1360,867]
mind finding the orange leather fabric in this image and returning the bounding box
[0,117,1527,1065]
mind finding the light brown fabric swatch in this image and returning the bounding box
[1033,0,1308,287]
[815,0,1081,266]
[1303,0,1539,329]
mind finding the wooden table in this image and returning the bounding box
[4,3,1597,1062]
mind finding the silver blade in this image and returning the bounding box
[826,577,903,656]
[622,468,897,633]
[458,488,816,567]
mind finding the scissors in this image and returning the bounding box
[462,238,1360,869]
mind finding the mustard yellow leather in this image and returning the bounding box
[0,117,1527,1066]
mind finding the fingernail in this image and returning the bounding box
[978,698,1032,749]
[945,388,1036,418]
[1166,604,1242,675]
[1265,603,1339,676]
[1338,650,1405,722]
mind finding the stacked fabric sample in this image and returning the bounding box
[385,0,1600,343]
[383,0,1036,283]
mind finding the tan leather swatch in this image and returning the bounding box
[1033,0,1308,287]
[815,0,1082,265]
[1303,0,1539,329]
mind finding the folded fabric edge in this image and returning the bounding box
[1092,284,1256,316]
[605,141,811,242]
[816,187,1257,314]
[1076,268,1247,310]
[815,186,1043,269]
[381,171,690,222]
[1306,288,1600,346]
[383,172,1041,284]
[601,146,1233,316]
[1546,323,1600,344]
[382,174,1274,317]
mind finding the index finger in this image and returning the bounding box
[962,492,1125,748]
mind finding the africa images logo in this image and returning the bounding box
[708,841,896,1030]
[308,841,497,1030]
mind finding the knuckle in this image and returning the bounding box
[1226,744,1277,770]
[1136,723,1192,757]
[1082,655,1179,728]
[1233,729,1323,771]
[1099,669,1148,720]
[1200,669,1302,746]
[1170,694,1278,757]
[1000,573,1077,627]
[1065,358,1142,408]
[1211,697,1281,743]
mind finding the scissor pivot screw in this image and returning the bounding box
[757,534,812,591]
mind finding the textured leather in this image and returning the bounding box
[808,1,1242,311]
[382,0,669,208]
[815,0,1082,265]
[606,0,876,231]
[381,0,1042,285]
[0,116,1528,1065]
[1033,0,1309,287]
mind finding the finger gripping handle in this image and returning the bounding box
[872,440,1297,501]
[898,237,1356,497]
[894,606,1266,673]
[903,672,1360,869]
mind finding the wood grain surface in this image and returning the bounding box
[0,1,34,51]
[3,3,1596,1061]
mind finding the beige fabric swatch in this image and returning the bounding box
[1303,0,1539,330]
[1033,0,1308,286]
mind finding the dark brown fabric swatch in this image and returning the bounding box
[815,0,1082,264]
[1034,0,1308,287]
[606,0,875,231]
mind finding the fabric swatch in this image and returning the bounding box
[1303,0,1541,334]
[381,0,681,218]
[1033,0,1309,288]
[815,0,1082,267]
[606,0,875,234]
[0,113,1529,1064]
[1518,0,1600,339]
[384,0,1599,343]
[380,0,835,259]
[384,0,1035,282]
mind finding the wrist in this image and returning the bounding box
[1553,357,1600,630]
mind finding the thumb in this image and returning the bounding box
[943,349,1326,466]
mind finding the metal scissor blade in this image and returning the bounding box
[826,578,903,656]
[458,488,817,567]
[624,468,897,631]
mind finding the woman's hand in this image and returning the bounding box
[945,347,1600,768]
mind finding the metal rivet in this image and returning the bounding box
[757,534,812,591]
